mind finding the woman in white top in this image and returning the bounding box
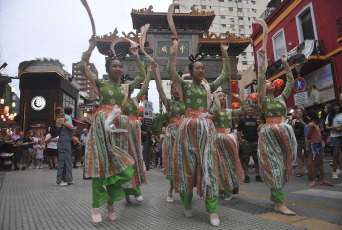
[325,101,342,179]
[45,128,59,169]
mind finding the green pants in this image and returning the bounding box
[92,166,134,208]
[180,194,218,213]
[167,175,173,187]
[219,189,233,197]
[124,187,142,196]
[271,189,284,203]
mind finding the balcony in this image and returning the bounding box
[265,40,324,79]
[337,17,342,43]
[260,8,275,20]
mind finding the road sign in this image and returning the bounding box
[293,77,306,92]
[143,101,153,125]
[294,91,308,106]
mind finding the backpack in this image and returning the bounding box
[50,119,61,138]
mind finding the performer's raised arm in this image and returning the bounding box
[257,50,266,109]
[280,55,294,102]
[136,66,152,102]
[78,36,99,96]
[128,46,147,91]
[210,43,230,92]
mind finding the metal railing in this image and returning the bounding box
[265,40,324,79]
[260,8,275,20]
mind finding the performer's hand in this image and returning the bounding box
[280,54,288,63]
[129,46,139,56]
[258,50,266,60]
[171,36,179,43]
[220,42,229,58]
[147,65,154,73]
[232,93,241,101]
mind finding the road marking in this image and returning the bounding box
[292,189,342,199]
[258,212,342,230]
[240,190,342,214]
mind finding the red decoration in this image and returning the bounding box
[141,95,146,101]
[273,79,284,89]
[139,106,144,114]
[231,80,238,102]
[232,102,239,109]
[250,93,258,100]
[138,117,143,121]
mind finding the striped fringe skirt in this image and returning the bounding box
[216,131,243,190]
[257,123,297,190]
[173,117,220,199]
[162,123,178,176]
[84,105,134,179]
[118,119,147,189]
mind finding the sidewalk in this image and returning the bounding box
[0,166,339,230]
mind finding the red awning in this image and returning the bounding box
[72,118,89,128]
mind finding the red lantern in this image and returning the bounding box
[250,93,258,100]
[138,117,143,121]
[232,102,239,109]
[139,106,144,114]
[273,79,284,89]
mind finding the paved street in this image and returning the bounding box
[0,158,341,230]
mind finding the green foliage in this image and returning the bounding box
[152,113,171,133]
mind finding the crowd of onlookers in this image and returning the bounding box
[1,100,341,187]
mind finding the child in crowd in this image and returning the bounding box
[35,139,44,169]
[306,110,333,187]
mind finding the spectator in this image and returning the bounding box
[64,107,73,125]
[79,128,88,166]
[55,107,77,186]
[237,106,263,183]
[289,108,309,177]
[35,139,44,169]
[155,126,166,168]
[25,130,36,169]
[141,125,152,171]
[45,128,58,169]
[72,133,82,168]
[325,101,342,179]
[13,131,27,170]
[33,131,44,168]
[306,110,333,187]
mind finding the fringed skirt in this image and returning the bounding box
[119,117,147,189]
[216,129,243,190]
[84,105,134,179]
[173,113,220,199]
[163,117,183,176]
[257,123,297,190]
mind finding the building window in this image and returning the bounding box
[220,0,224,2]
[229,7,233,11]
[242,52,247,56]
[202,5,207,9]
[296,3,318,43]
[251,0,256,4]
[221,15,226,19]
[222,33,227,38]
[222,24,226,28]
[239,16,243,20]
[238,8,242,12]
[230,16,235,21]
[248,17,250,20]
[240,34,245,37]
[220,7,225,11]
[243,61,248,65]
[272,28,287,61]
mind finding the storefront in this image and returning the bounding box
[18,61,79,135]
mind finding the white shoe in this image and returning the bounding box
[184,209,193,218]
[40,166,43,169]
[332,171,338,179]
[125,195,132,203]
[209,215,220,227]
[167,192,174,203]
[224,195,232,201]
[135,195,143,202]
[337,168,342,175]
[55,181,68,187]
[92,208,102,223]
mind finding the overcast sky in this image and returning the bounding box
[0,0,174,113]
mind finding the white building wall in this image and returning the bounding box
[175,0,268,74]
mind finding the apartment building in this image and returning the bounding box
[72,62,98,101]
[175,0,268,74]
